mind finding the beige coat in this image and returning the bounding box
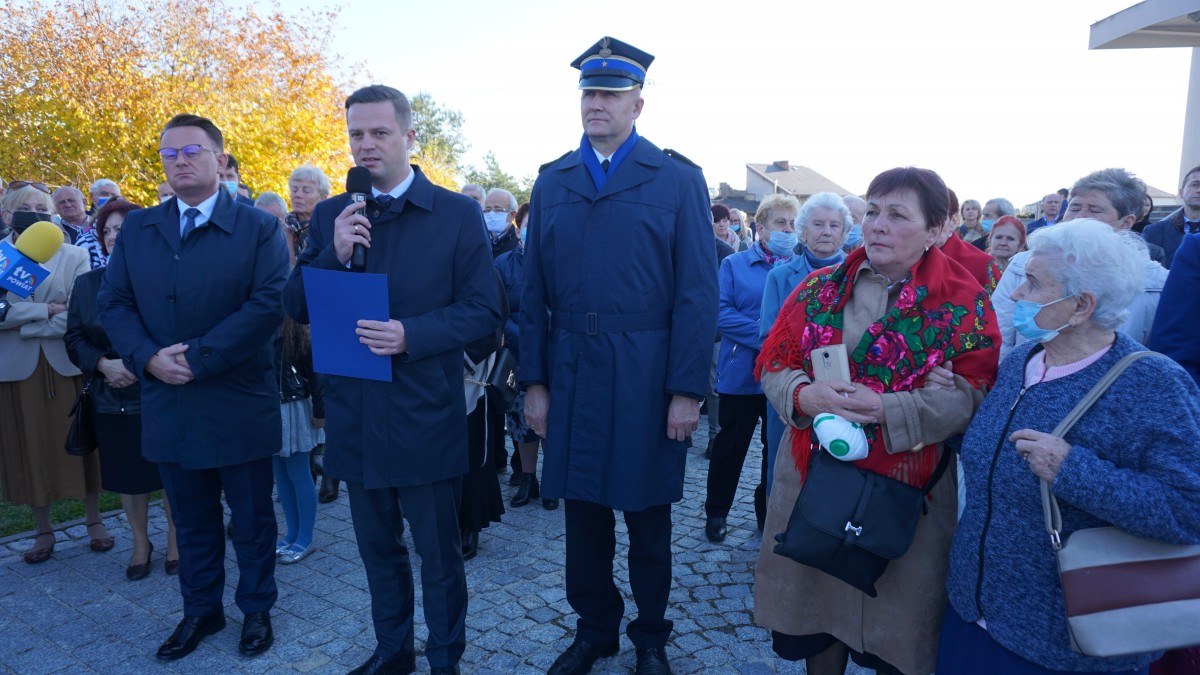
[0,244,88,381]
[754,262,985,675]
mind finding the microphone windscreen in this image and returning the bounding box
[346,166,373,195]
[15,221,65,263]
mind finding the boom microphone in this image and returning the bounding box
[346,166,373,271]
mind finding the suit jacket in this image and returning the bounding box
[97,189,290,468]
[1143,209,1189,269]
[520,136,718,511]
[1149,233,1200,385]
[283,166,502,489]
[0,243,88,381]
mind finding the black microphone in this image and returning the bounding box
[346,166,372,271]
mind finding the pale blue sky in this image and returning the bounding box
[285,0,1192,205]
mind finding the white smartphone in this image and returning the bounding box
[811,344,851,383]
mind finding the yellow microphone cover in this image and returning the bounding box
[15,221,65,263]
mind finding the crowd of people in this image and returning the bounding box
[2,33,1200,675]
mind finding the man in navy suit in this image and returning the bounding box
[98,113,289,662]
[284,85,501,675]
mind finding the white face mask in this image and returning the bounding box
[483,211,509,235]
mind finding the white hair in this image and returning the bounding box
[1026,218,1144,330]
[289,165,331,199]
[90,178,119,195]
[799,192,852,241]
[52,186,84,201]
[254,192,289,219]
[485,187,518,211]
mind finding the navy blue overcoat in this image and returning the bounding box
[284,167,502,488]
[520,137,718,511]
[98,190,290,469]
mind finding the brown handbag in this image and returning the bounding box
[1040,351,1200,657]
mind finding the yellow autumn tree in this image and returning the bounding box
[0,0,354,206]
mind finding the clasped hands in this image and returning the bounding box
[147,343,193,386]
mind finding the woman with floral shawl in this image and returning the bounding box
[753,167,1001,675]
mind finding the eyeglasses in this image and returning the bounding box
[482,207,512,213]
[730,219,743,225]
[158,144,215,162]
[7,181,51,194]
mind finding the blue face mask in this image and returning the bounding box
[95,196,111,209]
[980,219,995,233]
[520,227,527,244]
[843,223,863,250]
[730,223,741,233]
[224,180,239,196]
[767,231,798,257]
[1013,296,1073,343]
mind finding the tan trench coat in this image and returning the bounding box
[753,263,985,675]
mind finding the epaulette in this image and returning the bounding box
[664,148,701,170]
[539,150,572,173]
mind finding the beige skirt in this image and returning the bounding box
[0,354,100,506]
[754,427,959,675]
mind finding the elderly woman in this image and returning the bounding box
[758,192,849,498]
[754,167,1001,675]
[287,164,331,249]
[65,199,181,579]
[704,193,801,543]
[986,214,1026,272]
[938,189,1002,294]
[0,185,112,563]
[939,219,1200,675]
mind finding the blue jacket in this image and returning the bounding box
[494,245,524,359]
[1149,233,1200,385]
[946,333,1200,672]
[284,167,502,488]
[759,247,845,340]
[520,136,717,511]
[715,243,774,395]
[98,189,289,468]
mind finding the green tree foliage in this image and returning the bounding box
[463,151,534,205]
[409,93,468,189]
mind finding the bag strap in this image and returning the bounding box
[1040,351,1168,550]
[923,443,954,497]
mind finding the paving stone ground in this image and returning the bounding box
[0,421,869,674]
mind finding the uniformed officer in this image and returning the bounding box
[521,37,718,675]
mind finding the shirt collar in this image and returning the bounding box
[592,147,614,164]
[372,169,416,201]
[176,189,221,230]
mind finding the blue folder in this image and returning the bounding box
[301,267,392,382]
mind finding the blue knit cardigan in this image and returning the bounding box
[946,332,1200,672]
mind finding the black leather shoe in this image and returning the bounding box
[461,531,479,561]
[635,646,673,674]
[542,497,559,510]
[238,611,273,656]
[156,613,226,661]
[348,652,417,674]
[430,667,460,675]
[318,476,340,503]
[511,473,539,507]
[705,516,728,543]
[548,638,619,675]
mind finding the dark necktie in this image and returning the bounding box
[1185,220,1200,234]
[601,159,610,174]
[181,208,200,240]
[376,194,393,209]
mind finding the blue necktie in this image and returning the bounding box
[181,208,200,240]
[376,194,393,209]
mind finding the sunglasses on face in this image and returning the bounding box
[8,180,51,194]
[158,144,215,162]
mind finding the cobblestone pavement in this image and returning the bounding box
[0,422,869,674]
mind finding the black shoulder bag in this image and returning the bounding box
[773,438,951,597]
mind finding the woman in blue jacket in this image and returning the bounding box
[758,192,851,496]
[704,194,802,543]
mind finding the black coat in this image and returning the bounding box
[284,166,503,488]
[273,329,324,418]
[65,267,140,414]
